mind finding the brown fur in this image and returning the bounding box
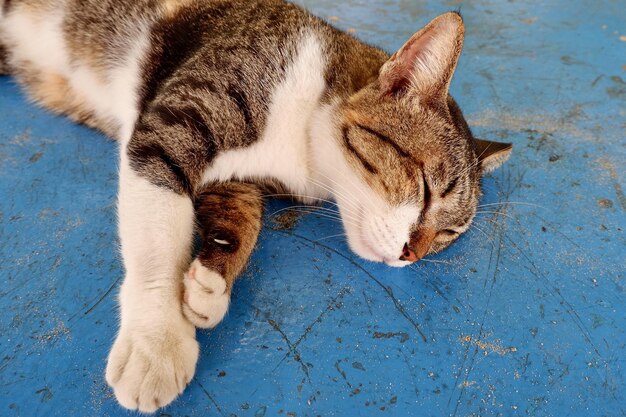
[193,182,263,292]
[0,42,9,74]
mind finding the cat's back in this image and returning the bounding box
[0,0,328,138]
[1,0,383,143]
[141,0,322,105]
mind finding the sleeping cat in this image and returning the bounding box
[0,0,512,412]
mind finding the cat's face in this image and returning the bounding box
[331,12,511,266]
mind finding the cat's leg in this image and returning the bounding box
[183,182,263,328]
[105,161,199,413]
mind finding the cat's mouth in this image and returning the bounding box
[356,235,413,267]
[343,213,412,267]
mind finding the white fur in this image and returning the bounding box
[1,5,149,141]
[107,158,200,413]
[182,259,230,328]
[201,31,330,201]
[71,32,150,142]
[2,9,70,73]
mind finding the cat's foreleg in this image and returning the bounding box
[105,162,199,413]
[183,182,263,328]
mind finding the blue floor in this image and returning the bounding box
[1,1,625,416]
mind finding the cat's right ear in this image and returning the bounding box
[475,139,513,173]
[378,12,465,104]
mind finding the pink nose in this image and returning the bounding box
[399,243,418,263]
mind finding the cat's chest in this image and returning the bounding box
[201,33,328,197]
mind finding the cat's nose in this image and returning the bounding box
[399,243,418,263]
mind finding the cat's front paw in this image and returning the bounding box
[182,259,230,329]
[105,320,199,413]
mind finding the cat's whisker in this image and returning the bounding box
[314,170,366,206]
[330,169,371,204]
[304,178,364,227]
[476,215,532,237]
[420,258,455,265]
[469,223,497,244]
[456,154,482,178]
[304,177,359,213]
[314,233,347,241]
[457,140,499,178]
[478,201,545,210]
[284,205,362,224]
[475,210,515,221]
[297,212,360,229]
[276,198,363,227]
[272,208,344,223]
[262,193,338,208]
[269,205,338,218]
[307,175,362,211]
[272,207,361,229]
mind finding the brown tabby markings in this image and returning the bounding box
[0,0,510,270]
[193,182,263,294]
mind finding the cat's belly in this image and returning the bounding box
[201,32,329,200]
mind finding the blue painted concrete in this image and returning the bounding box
[1,1,624,416]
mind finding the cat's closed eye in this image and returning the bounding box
[439,229,459,237]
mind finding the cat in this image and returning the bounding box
[0,0,512,412]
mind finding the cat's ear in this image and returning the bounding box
[475,139,513,173]
[378,12,465,102]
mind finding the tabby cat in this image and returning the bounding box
[0,0,512,411]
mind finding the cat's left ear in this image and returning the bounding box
[474,139,513,173]
[378,12,464,102]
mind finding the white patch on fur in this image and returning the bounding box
[72,32,150,142]
[182,259,230,329]
[106,156,199,412]
[201,31,328,200]
[2,9,70,73]
[309,103,422,265]
[1,6,150,141]
[361,204,421,264]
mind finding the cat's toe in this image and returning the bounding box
[105,321,198,413]
[183,259,230,329]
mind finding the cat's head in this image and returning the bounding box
[324,12,512,266]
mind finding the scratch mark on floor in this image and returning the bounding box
[267,285,351,383]
[273,230,428,343]
[450,207,506,417]
[68,276,122,322]
[197,381,228,417]
[268,318,312,383]
[334,359,353,389]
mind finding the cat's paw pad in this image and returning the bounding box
[182,259,230,329]
[105,322,199,413]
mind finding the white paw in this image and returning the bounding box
[182,259,230,329]
[105,321,199,413]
